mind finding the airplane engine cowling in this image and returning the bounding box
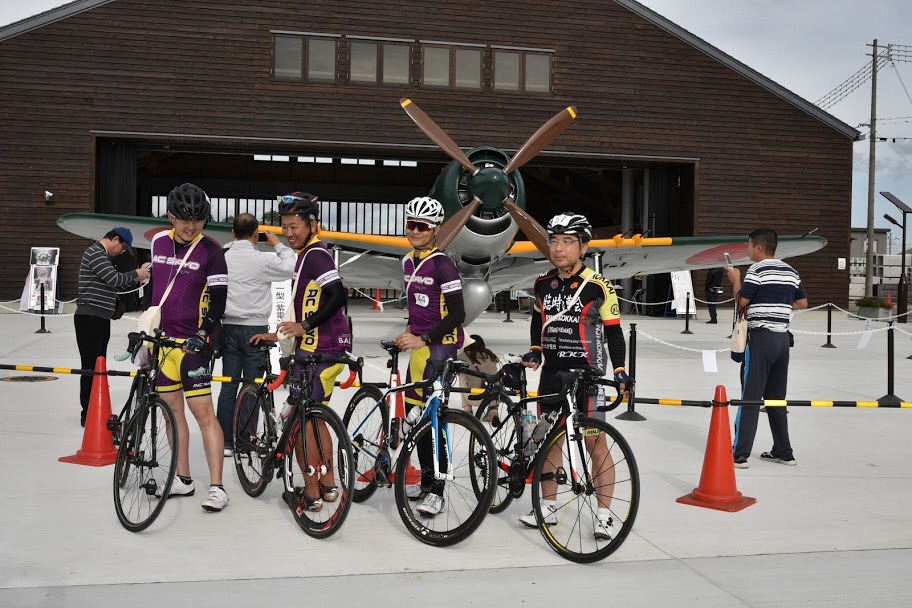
[462,278,493,326]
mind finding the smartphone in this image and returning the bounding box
[724,252,733,268]
[257,232,268,243]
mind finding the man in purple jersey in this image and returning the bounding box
[393,196,466,517]
[150,183,230,512]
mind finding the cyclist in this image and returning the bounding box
[392,196,466,517]
[250,192,353,512]
[150,183,230,512]
[520,212,631,540]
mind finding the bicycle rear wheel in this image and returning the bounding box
[113,398,177,532]
[394,409,496,547]
[472,394,521,514]
[233,383,275,497]
[342,385,387,503]
[282,404,355,539]
[531,417,639,563]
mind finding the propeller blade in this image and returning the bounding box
[400,98,478,174]
[436,197,481,251]
[503,106,578,175]
[504,198,552,263]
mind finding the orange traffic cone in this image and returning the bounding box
[887,291,893,307]
[677,385,756,512]
[59,356,118,466]
[371,289,382,311]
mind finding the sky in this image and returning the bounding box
[2,0,912,246]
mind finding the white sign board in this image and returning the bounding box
[669,271,697,316]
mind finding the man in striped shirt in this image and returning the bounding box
[727,228,808,468]
[74,227,150,426]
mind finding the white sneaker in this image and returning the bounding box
[594,509,617,541]
[519,503,557,528]
[223,447,233,457]
[415,493,445,516]
[405,484,428,501]
[201,486,229,512]
[156,477,195,498]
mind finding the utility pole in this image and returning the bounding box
[864,39,878,298]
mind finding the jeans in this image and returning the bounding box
[216,324,267,446]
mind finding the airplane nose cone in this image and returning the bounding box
[468,167,512,212]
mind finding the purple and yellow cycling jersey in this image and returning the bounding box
[402,248,464,348]
[150,231,228,339]
[291,236,352,354]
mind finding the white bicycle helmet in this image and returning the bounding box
[405,196,445,224]
[547,212,592,243]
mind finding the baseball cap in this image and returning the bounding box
[111,226,134,255]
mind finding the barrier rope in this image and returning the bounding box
[692,296,735,304]
[617,296,674,306]
[0,303,76,317]
[636,329,730,353]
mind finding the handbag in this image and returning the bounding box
[277,249,311,356]
[730,298,748,363]
[111,296,126,320]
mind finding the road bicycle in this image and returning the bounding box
[343,340,497,547]
[231,345,359,539]
[109,330,180,532]
[473,362,640,563]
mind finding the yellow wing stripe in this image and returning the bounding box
[507,236,673,255]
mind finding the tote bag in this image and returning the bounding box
[730,300,748,363]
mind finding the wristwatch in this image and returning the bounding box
[419,333,431,345]
[197,329,208,339]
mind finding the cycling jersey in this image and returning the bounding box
[402,248,464,347]
[150,231,228,339]
[531,265,623,374]
[291,236,352,354]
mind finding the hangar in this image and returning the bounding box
[0,0,858,303]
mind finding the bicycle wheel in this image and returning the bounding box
[282,404,355,539]
[472,394,521,514]
[233,382,275,497]
[531,416,639,563]
[113,398,178,532]
[394,409,496,547]
[342,385,387,503]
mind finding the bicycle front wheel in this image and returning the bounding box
[394,409,496,547]
[282,404,355,539]
[473,393,521,514]
[531,417,639,563]
[233,383,275,497]
[342,385,387,503]
[113,398,177,532]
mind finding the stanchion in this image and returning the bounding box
[617,322,646,421]
[35,283,50,334]
[681,291,693,334]
[821,302,836,348]
[503,295,514,323]
[878,322,903,405]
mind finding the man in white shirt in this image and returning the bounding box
[217,213,296,455]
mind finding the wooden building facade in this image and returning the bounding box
[0,0,857,303]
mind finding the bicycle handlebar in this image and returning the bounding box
[266,369,287,391]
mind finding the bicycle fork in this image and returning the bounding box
[426,381,454,483]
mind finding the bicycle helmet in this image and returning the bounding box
[405,196,445,225]
[167,183,211,221]
[277,191,320,221]
[546,212,592,243]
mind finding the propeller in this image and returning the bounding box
[436,197,481,251]
[504,198,552,263]
[503,106,577,175]
[400,98,478,175]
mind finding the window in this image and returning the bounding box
[494,50,552,93]
[274,35,302,79]
[525,53,551,93]
[454,48,481,89]
[382,43,410,85]
[308,37,336,80]
[423,46,450,87]
[350,41,378,83]
[494,51,520,91]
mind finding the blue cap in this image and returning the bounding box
[111,226,133,255]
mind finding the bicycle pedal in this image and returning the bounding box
[106,415,120,433]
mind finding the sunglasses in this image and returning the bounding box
[406,220,436,232]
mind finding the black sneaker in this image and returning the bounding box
[733,456,749,469]
[706,320,718,324]
[80,411,87,428]
[760,452,797,466]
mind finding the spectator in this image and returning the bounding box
[705,267,725,323]
[457,334,500,412]
[727,227,808,469]
[216,213,296,456]
[74,227,149,427]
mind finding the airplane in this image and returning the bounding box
[57,99,827,322]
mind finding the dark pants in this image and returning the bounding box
[216,324,267,446]
[74,314,111,415]
[733,328,793,460]
[705,289,719,321]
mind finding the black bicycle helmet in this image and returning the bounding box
[546,212,592,243]
[278,191,320,221]
[167,183,211,221]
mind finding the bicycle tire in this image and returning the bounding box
[282,404,355,539]
[342,385,387,503]
[113,397,178,532]
[531,416,639,563]
[232,382,275,497]
[394,408,496,547]
[472,393,521,514]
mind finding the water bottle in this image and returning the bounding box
[400,406,423,440]
[530,410,558,451]
[281,398,294,422]
[522,412,538,458]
